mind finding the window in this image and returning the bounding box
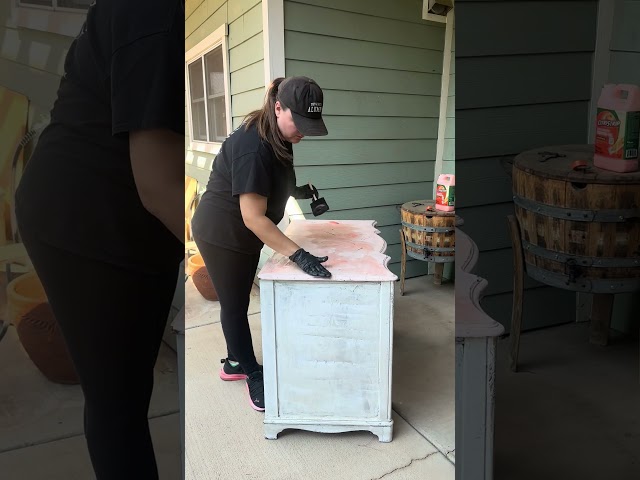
[18,0,92,11]
[12,0,90,36]
[185,24,231,148]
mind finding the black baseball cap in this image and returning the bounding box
[277,76,328,136]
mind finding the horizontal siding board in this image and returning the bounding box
[610,0,640,52]
[0,27,70,76]
[455,203,515,252]
[284,1,444,50]
[185,1,210,38]
[231,87,265,117]
[472,248,544,296]
[443,139,454,161]
[389,260,429,279]
[480,287,575,333]
[229,60,264,95]
[457,52,593,109]
[456,101,590,159]
[456,1,597,57]
[322,90,440,118]
[441,160,455,174]
[288,0,432,25]
[229,32,263,72]
[186,0,206,19]
[284,31,442,73]
[292,139,437,165]
[608,52,640,85]
[185,164,213,186]
[297,182,433,213]
[295,161,434,189]
[455,156,513,207]
[286,60,442,96]
[444,118,455,138]
[0,57,61,109]
[302,116,438,140]
[228,2,263,48]
[228,0,262,24]
[186,7,227,51]
[310,205,405,227]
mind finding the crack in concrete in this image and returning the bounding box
[371,450,439,480]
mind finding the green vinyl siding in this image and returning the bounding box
[284,0,445,278]
[456,0,598,331]
[185,0,265,185]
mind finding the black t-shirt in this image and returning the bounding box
[190,123,296,254]
[14,0,184,274]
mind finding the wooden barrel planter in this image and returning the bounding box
[400,199,456,263]
[512,144,640,293]
[399,199,457,291]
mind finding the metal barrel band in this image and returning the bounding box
[513,195,640,223]
[525,264,640,293]
[401,221,455,233]
[405,241,455,253]
[406,250,455,263]
[522,240,640,268]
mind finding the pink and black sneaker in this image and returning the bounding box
[219,358,247,381]
[245,370,265,412]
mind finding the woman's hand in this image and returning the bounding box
[289,248,331,278]
[293,184,316,199]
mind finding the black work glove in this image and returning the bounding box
[289,248,332,278]
[293,184,316,199]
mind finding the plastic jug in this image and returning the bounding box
[435,174,455,211]
[594,83,640,173]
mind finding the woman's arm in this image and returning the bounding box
[239,193,331,278]
[129,128,184,244]
[239,193,300,256]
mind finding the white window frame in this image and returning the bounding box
[185,23,232,155]
[10,0,89,37]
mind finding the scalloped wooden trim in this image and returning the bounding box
[455,227,505,338]
[258,220,398,282]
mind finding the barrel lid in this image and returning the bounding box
[513,144,640,184]
[401,199,456,216]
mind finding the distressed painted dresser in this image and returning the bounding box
[257,219,398,442]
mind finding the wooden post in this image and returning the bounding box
[589,293,614,346]
[434,263,444,285]
[507,215,525,372]
[399,229,407,296]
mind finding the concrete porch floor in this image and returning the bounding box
[493,322,640,480]
[184,274,454,479]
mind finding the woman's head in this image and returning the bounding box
[244,76,328,164]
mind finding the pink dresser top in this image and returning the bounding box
[257,220,398,282]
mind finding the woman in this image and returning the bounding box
[14,1,184,478]
[190,76,332,412]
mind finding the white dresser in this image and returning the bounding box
[258,220,397,442]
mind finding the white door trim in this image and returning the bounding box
[262,0,285,87]
[433,9,454,198]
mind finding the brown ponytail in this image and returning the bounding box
[243,77,293,165]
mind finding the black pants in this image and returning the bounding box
[18,230,179,480]
[193,237,261,374]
